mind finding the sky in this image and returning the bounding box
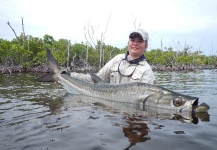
[1,0,217,55]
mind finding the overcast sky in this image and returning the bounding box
[1,0,217,55]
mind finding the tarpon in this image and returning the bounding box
[37,47,209,113]
[63,94,209,124]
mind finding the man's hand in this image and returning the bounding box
[55,81,61,84]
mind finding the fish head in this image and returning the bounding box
[157,93,199,112]
[143,89,209,113]
[142,91,210,123]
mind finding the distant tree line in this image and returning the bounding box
[0,33,217,74]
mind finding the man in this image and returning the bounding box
[72,28,155,84]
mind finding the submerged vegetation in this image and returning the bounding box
[0,33,217,74]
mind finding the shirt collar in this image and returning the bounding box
[124,51,146,64]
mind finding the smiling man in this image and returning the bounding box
[96,29,155,84]
[70,29,155,84]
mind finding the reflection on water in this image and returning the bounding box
[0,70,217,150]
[123,117,150,150]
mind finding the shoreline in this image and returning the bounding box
[0,64,216,74]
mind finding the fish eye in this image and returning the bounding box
[173,97,183,107]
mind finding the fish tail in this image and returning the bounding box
[46,47,61,74]
[36,47,61,82]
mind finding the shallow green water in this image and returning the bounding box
[0,70,216,150]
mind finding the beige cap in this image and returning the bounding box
[129,29,149,41]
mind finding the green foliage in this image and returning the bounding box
[0,39,32,66]
[0,34,216,71]
[0,39,10,57]
[145,49,175,65]
[43,34,55,46]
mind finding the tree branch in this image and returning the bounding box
[7,21,20,45]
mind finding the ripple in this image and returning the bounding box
[0,71,217,150]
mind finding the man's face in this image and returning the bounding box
[128,37,148,58]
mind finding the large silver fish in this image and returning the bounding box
[63,94,209,124]
[37,47,209,113]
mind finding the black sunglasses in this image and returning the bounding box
[117,59,138,77]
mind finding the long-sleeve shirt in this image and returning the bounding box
[71,54,155,84]
[97,54,155,84]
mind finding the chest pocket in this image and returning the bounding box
[110,66,119,83]
[110,65,144,83]
[131,70,144,82]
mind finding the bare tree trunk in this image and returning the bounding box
[160,38,163,51]
[99,37,103,68]
[86,42,89,70]
[67,40,71,70]
[99,13,111,68]
[102,44,104,66]
[83,23,96,48]
[83,13,111,69]
[21,17,25,48]
[109,49,114,60]
[7,21,20,45]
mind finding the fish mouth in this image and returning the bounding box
[192,99,209,113]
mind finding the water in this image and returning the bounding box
[0,70,217,150]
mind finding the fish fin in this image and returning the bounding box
[46,47,61,73]
[35,74,55,82]
[86,70,105,83]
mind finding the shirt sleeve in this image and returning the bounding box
[140,68,155,84]
[97,54,122,83]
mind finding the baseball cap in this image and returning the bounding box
[129,29,149,41]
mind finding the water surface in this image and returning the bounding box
[0,70,216,150]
